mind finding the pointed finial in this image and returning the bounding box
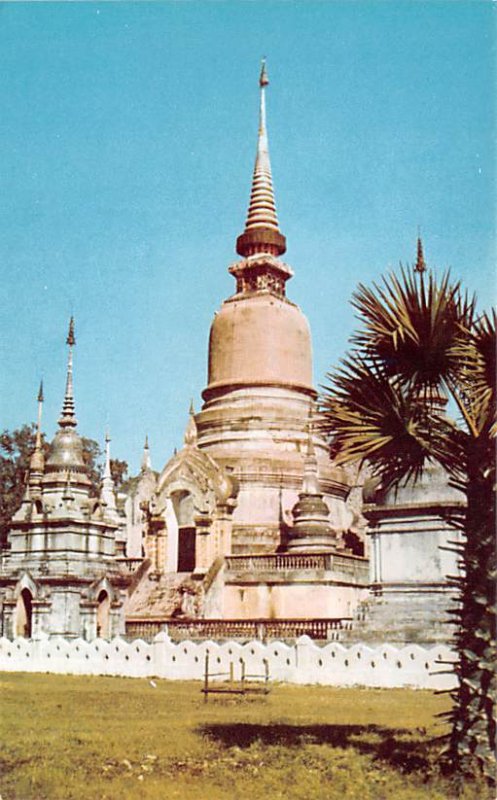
[184,402,198,447]
[101,432,118,519]
[66,316,76,346]
[103,431,112,478]
[236,60,286,257]
[306,422,315,459]
[259,57,269,87]
[36,381,44,436]
[59,317,77,428]
[302,410,320,495]
[141,435,152,473]
[189,398,195,416]
[29,381,45,481]
[306,404,315,458]
[414,233,426,274]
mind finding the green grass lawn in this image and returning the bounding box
[0,672,491,800]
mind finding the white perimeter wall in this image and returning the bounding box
[0,633,457,690]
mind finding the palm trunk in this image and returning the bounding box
[449,437,496,782]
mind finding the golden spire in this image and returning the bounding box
[236,60,286,257]
[59,316,77,428]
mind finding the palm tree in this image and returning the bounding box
[320,264,496,782]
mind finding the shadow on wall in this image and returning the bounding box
[199,723,438,774]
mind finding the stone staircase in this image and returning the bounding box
[125,568,201,619]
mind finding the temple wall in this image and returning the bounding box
[342,500,464,646]
[0,633,457,690]
[368,517,463,586]
[222,583,367,620]
[123,471,157,559]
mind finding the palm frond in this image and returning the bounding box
[351,267,475,394]
[450,310,496,437]
[320,355,466,488]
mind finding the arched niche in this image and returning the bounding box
[96,590,111,639]
[15,588,33,639]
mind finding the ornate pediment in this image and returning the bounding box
[155,445,237,516]
[11,571,41,601]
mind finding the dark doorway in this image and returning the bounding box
[172,491,196,573]
[177,526,196,572]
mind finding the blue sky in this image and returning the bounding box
[0,1,495,473]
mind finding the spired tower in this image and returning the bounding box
[0,320,128,640]
[195,61,352,553]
